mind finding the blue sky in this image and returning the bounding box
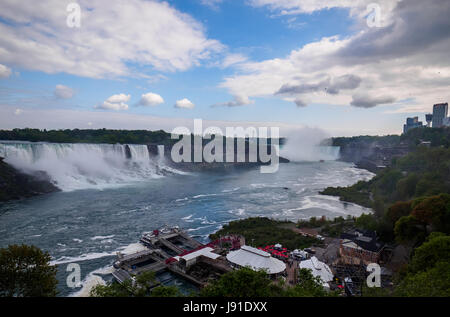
[0,0,449,136]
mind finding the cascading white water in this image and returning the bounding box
[0,142,178,191]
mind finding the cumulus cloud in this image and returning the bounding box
[221,54,248,68]
[350,94,395,108]
[277,74,361,96]
[175,98,195,109]
[212,95,254,107]
[138,92,164,107]
[220,0,450,113]
[0,64,11,78]
[294,98,307,108]
[54,85,74,99]
[96,94,130,111]
[0,0,224,79]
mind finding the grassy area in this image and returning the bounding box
[209,217,320,250]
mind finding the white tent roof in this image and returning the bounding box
[226,245,286,274]
[299,256,333,287]
[181,247,221,261]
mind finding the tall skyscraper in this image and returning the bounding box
[432,103,448,128]
[425,114,433,127]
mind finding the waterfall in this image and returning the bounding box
[0,142,178,191]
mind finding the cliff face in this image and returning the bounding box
[149,140,289,172]
[335,138,411,173]
[0,157,60,202]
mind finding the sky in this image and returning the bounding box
[0,0,449,137]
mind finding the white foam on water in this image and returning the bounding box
[192,193,219,199]
[221,187,240,193]
[51,251,116,265]
[119,242,148,255]
[69,265,113,297]
[90,235,115,241]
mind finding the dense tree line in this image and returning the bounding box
[0,128,173,145]
[209,217,320,250]
[330,126,450,149]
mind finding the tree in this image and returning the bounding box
[408,234,450,274]
[90,270,181,297]
[395,262,450,297]
[0,244,58,297]
[199,267,283,297]
[411,194,450,234]
[394,215,425,244]
[387,201,412,225]
[283,269,332,297]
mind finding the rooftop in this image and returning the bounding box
[226,245,286,274]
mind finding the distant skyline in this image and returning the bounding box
[0,0,449,137]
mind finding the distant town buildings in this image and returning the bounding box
[403,116,423,134]
[425,113,433,127]
[339,229,384,265]
[432,103,448,128]
[402,102,449,134]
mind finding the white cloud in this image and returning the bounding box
[0,0,224,79]
[0,64,11,78]
[248,0,362,14]
[14,108,23,115]
[54,84,74,99]
[213,95,254,107]
[200,0,223,10]
[220,0,450,113]
[221,53,248,68]
[138,92,164,107]
[96,94,130,111]
[175,98,195,109]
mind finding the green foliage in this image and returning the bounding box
[320,185,372,209]
[297,216,328,228]
[393,234,450,297]
[411,194,450,234]
[90,270,181,297]
[394,215,425,244]
[210,217,319,250]
[394,261,450,297]
[200,267,332,297]
[355,213,378,232]
[283,269,334,297]
[0,128,174,145]
[387,201,412,225]
[0,244,58,297]
[322,146,450,210]
[149,285,182,297]
[199,267,283,297]
[408,234,450,274]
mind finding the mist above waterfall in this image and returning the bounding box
[0,142,177,191]
[280,127,340,162]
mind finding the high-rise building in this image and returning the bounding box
[432,103,448,128]
[425,114,433,127]
[403,116,423,134]
[443,117,450,127]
